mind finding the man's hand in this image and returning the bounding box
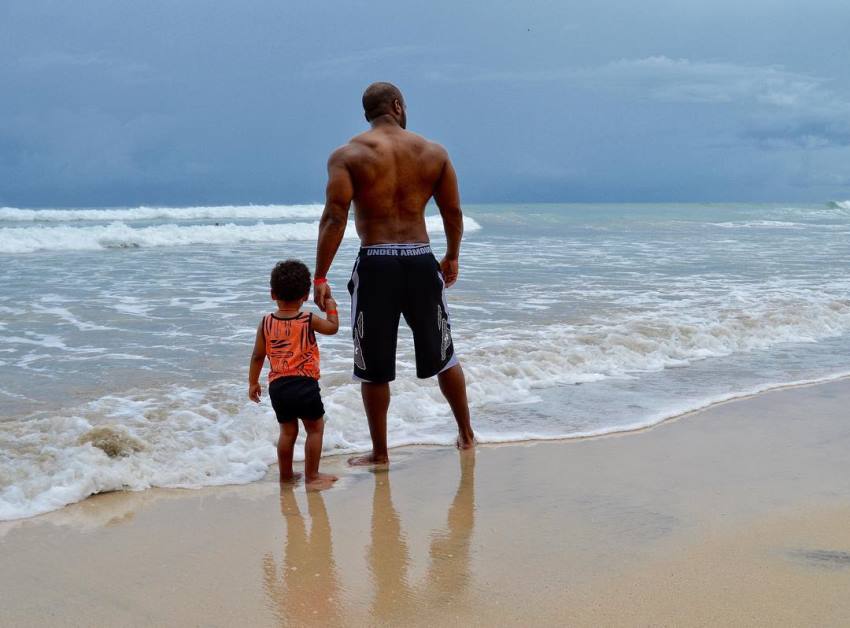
[248,382,262,403]
[439,256,459,288]
[314,282,333,311]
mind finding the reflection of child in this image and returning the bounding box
[248,260,339,489]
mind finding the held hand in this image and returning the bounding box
[248,382,262,403]
[313,282,333,311]
[439,256,459,288]
[324,297,338,312]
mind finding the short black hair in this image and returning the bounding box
[362,82,404,121]
[270,259,311,301]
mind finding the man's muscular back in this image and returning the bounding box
[315,82,464,297]
[332,125,448,245]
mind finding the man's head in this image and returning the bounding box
[362,82,406,128]
[270,259,311,303]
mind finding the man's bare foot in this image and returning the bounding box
[280,471,303,483]
[347,453,390,466]
[305,473,338,491]
[456,434,475,450]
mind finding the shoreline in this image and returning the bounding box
[452,368,850,447]
[3,376,850,625]
[4,369,850,523]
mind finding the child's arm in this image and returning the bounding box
[311,297,339,335]
[248,319,266,402]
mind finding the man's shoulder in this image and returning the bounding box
[425,138,449,160]
[330,130,449,164]
[327,141,362,167]
[409,134,450,165]
[399,130,446,153]
[331,130,382,157]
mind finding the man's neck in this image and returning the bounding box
[370,115,401,129]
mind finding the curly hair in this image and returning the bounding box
[270,259,311,301]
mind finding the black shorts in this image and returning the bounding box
[347,243,458,383]
[268,376,325,423]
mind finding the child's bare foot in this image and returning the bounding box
[280,471,303,484]
[347,453,389,466]
[305,473,338,491]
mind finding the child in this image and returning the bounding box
[248,259,339,489]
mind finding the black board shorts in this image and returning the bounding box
[347,243,458,383]
[268,376,325,423]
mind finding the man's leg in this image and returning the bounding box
[347,251,400,466]
[438,363,475,449]
[400,252,474,450]
[348,381,391,465]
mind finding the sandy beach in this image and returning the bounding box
[5,2,850,626]
[2,378,850,626]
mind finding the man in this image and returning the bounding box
[313,82,475,465]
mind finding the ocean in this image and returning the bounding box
[2,201,849,520]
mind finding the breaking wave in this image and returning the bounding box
[3,287,850,520]
[0,216,482,254]
[0,204,324,223]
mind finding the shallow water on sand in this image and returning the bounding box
[2,201,849,519]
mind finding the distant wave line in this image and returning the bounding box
[0,216,482,254]
[0,204,325,223]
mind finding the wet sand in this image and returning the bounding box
[2,379,850,626]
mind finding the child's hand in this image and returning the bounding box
[248,382,262,403]
[325,297,338,311]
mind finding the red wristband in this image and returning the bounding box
[326,310,338,316]
[313,277,327,285]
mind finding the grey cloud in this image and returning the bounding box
[577,57,825,106]
[0,109,183,187]
[302,45,433,78]
[429,56,830,108]
[17,51,109,70]
[584,57,850,147]
[430,56,850,149]
[13,51,152,82]
[2,0,850,205]
[743,117,850,148]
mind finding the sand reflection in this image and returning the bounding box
[370,451,477,619]
[263,451,476,624]
[368,466,416,619]
[262,488,342,625]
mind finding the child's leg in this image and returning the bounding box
[278,421,301,482]
[302,417,338,488]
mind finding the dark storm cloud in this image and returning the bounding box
[1,0,849,206]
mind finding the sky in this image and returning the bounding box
[2,0,849,207]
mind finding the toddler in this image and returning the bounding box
[248,259,339,489]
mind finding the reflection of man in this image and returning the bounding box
[314,82,475,465]
[423,453,476,606]
[368,469,416,620]
[368,454,476,619]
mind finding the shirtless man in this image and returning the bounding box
[313,82,475,465]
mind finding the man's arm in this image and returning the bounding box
[311,298,339,335]
[314,147,354,310]
[433,148,463,287]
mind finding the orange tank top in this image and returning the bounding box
[263,312,320,382]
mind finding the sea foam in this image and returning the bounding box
[2,286,850,521]
[0,204,324,223]
[0,216,482,254]
[2,200,849,521]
